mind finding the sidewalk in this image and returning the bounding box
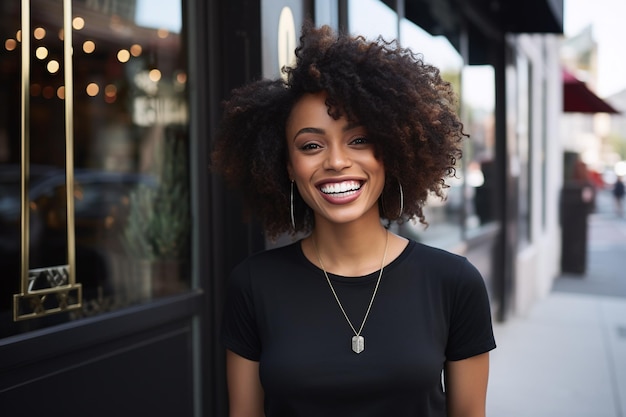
[486,189,626,417]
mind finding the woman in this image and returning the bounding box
[213,23,496,417]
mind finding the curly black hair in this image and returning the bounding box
[211,23,466,239]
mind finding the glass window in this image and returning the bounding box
[516,54,532,246]
[348,0,398,40]
[398,19,464,248]
[315,0,339,28]
[0,0,190,338]
[320,4,467,249]
[462,65,497,236]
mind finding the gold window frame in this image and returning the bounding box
[13,0,82,321]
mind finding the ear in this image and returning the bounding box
[287,161,294,181]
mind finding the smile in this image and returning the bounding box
[319,180,362,198]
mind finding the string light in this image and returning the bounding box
[36,47,48,60]
[42,86,54,99]
[86,83,99,97]
[47,60,60,73]
[148,69,161,82]
[5,39,17,51]
[117,49,130,63]
[34,27,46,40]
[72,17,85,30]
[130,44,142,57]
[83,40,95,54]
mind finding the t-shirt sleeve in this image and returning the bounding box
[220,261,262,361]
[445,258,497,361]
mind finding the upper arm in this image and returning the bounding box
[226,349,265,417]
[444,352,490,417]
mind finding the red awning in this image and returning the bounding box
[563,69,620,114]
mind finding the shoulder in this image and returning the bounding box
[399,240,485,291]
[235,241,302,270]
[407,241,478,276]
[228,241,305,286]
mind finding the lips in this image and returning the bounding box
[318,180,363,199]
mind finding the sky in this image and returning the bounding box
[564,0,626,97]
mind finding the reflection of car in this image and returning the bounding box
[0,165,155,312]
[1,165,155,243]
[28,169,156,238]
[0,164,62,222]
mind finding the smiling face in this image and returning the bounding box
[286,92,385,228]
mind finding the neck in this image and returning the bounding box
[309,215,389,277]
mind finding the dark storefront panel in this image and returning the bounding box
[401,0,563,65]
[0,1,207,415]
[1,0,191,336]
[0,294,199,416]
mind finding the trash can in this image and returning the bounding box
[560,183,594,274]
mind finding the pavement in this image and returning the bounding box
[486,189,626,417]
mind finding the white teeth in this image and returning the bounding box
[320,181,361,194]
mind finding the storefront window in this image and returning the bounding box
[347,6,467,247]
[346,2,503,249]
[462,65,497,236]
[348,0,398,40]
[399,19,464,248]
[516,55,532,246]
[0,0,190,338]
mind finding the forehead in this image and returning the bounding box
[286,92,355,133]
[289,92,330,119]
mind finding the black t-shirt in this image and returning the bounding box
[221,239,496,417]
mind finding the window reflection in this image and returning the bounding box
[0,0,189,337]
[348,0,398,40]
[463,66,497,234]
[399,19,464,247]
[516,55,532,246]
[338,9,498,248]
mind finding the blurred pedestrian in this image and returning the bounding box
[213,23,496,417]
[613,176,625,217]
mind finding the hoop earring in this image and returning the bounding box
[290,181,296,230]
[398,182,404,218]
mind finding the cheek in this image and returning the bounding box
[361,154,385,176]
[291,165,313,188]
[369,160,386,191]
[288,154,315,179]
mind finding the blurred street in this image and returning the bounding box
[487,188,626,417]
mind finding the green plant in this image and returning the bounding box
[122,132,190,261]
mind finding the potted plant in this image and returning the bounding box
[120,130,190,300]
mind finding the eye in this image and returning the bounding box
[299,142,322,151]
[350,136,370,145]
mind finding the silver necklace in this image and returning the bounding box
[312,230,389,354]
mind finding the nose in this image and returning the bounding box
[323,144,352,171]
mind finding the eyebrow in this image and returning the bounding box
[292,127,324,141]
[292,123,363,142]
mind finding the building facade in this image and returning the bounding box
[0,0,563,415]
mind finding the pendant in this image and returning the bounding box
[351,335,365,354]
